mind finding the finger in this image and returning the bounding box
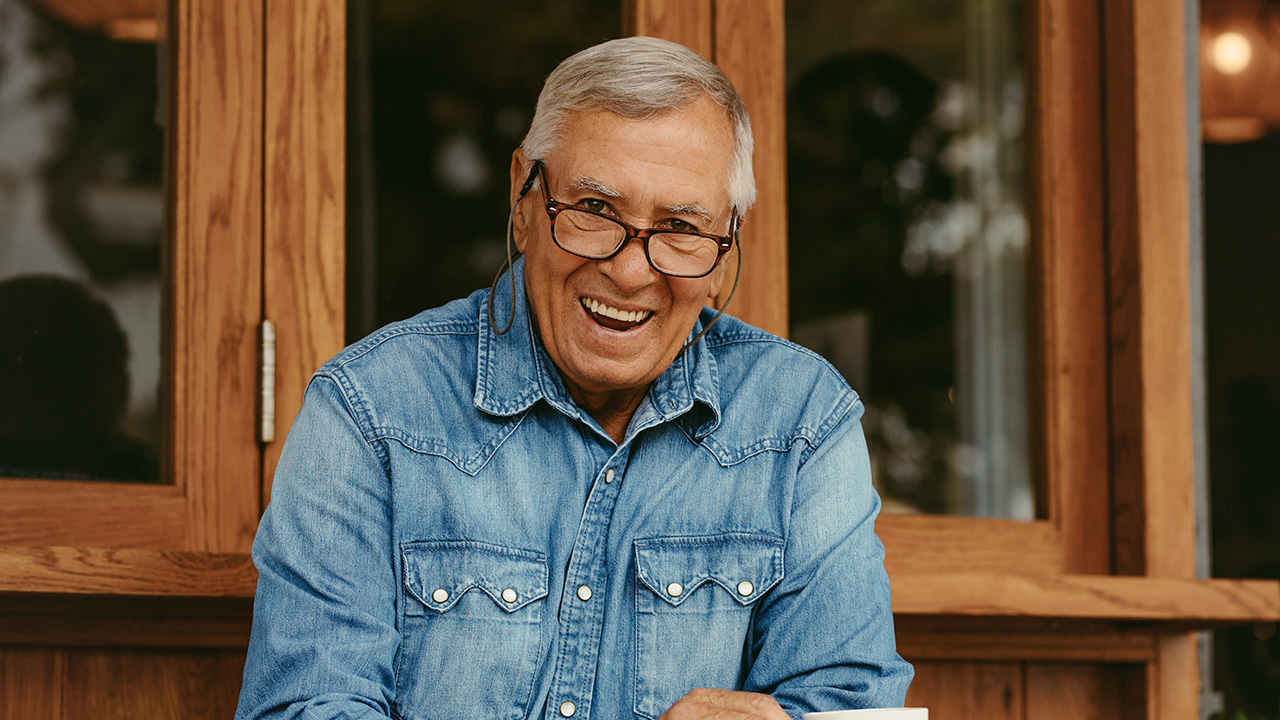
[660,688,793,720]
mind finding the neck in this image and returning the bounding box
[564,383,647,445]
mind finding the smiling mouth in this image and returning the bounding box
[581,297,653,332]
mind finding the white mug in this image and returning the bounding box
[803,709,928,720]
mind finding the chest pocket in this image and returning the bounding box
[396,541,548,720]
[632,533,784,720]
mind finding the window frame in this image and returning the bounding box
[0,0,266,553]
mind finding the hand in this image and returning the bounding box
[658,688,792,720]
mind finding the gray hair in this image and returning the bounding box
[520,36,757,217]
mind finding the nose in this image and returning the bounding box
[597,235,659,292]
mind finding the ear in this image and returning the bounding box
[509,149,533,253]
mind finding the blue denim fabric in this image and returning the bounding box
[235,258,913,720]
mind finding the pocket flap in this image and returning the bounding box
[634,533,784,608]
[403,540,548,613]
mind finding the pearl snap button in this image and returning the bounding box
[559,701,576,717]
[605,468,615,483]
[501,588,517,603]
[737,580,754,597]
[577,585,593,601]
[666,582,683,598]
[431,588,449,603]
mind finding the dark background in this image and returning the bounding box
[1204,134,1280,718]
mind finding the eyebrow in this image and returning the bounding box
[568,175,717,226]
[568,175,623,198]
[664,203,715,226]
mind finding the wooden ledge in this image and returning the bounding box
[0,545,256,598]
[891,573,1280,626]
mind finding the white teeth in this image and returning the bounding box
[581,298,651,325]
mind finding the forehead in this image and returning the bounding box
[548,98,736,213]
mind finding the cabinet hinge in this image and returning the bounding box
[259,319,276,444]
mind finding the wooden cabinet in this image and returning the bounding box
[0,0,1277,718]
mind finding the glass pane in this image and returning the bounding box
[0,1,164,482]
[346,0,621,340]
[787,0,1032,518]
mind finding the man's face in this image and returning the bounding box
[511,96,735,402]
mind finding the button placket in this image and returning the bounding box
[544,445,631,720]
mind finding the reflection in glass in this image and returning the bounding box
[0,0,164,482]
[346,0,621,340]
[787,1,1031,517]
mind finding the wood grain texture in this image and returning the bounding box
[1103,0,1196,579]
[906,661,1022,720]
[879,515,1062,576]
[0,547,255,598]
[0,647,61,720]
[891,573,1280,623]
[712,0,787,337]
[1104,0,1146,577]
[262,0,347,503]
[168,0,264,553]
[897,624,1156,663]
[1151,634,1199,720]
[0,595,251,648]
[1128,0,1195,582]
[61,647,245,720]
[0,481,183,549]
[1026,0,1111,575]
[623,0,713,58]
[1025,663,1129,720]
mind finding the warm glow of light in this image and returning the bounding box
[1211,32,1254,75]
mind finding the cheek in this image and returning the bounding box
[668,280,715,319]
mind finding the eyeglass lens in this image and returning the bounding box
[553,208,722,277]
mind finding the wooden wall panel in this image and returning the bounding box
[1025,663,1131,720]
[263,0,347,503]
[0,647,61,720]
[168,0,264,553]
[712,0,787,337]
[906,660,1022,720]
[61,648,245,720]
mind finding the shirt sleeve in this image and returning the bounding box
[743,401,914,715]
[235,374,399,720]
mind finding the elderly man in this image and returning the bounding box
[236,36,912,720]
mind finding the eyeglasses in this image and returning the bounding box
[532,162,735,279]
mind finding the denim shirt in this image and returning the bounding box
[235,260,912,720]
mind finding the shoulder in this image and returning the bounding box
[700,313,862,464]
[313,291,484,427]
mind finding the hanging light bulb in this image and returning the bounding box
[1211,31,1254,74]
[1201,0,1280,142]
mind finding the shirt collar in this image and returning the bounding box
[473,258,722,439]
